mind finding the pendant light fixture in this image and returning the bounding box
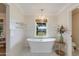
[36,9,47,23]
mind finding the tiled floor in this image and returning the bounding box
[18,47,58,56]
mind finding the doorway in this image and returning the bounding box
[72,8,79,56]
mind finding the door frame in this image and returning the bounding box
[69,4,79,55]
[3,3,10,56]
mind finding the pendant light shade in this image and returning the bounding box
[36,9,47,23]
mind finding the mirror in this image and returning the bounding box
[36,23,47,36]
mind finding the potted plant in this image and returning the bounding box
[55,25,66,56]
[58,25,66,43]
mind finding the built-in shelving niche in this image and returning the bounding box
[0,19,6,56]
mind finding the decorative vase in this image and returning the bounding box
[60,34,64,43]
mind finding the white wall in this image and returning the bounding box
[8,4,58,55]
[8,4,26,55]
[25,15,57,38]
[57,6,72,56]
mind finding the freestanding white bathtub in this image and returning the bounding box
[27,38,56,53]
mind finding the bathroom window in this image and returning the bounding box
[36,22,47,36]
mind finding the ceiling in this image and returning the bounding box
[16,3,71,16]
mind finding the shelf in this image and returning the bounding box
[54,41,66,56]
[0,53,6,56]
[0,41,6,44]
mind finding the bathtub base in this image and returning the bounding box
[27,38,56,53]
[29,42,54,53]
